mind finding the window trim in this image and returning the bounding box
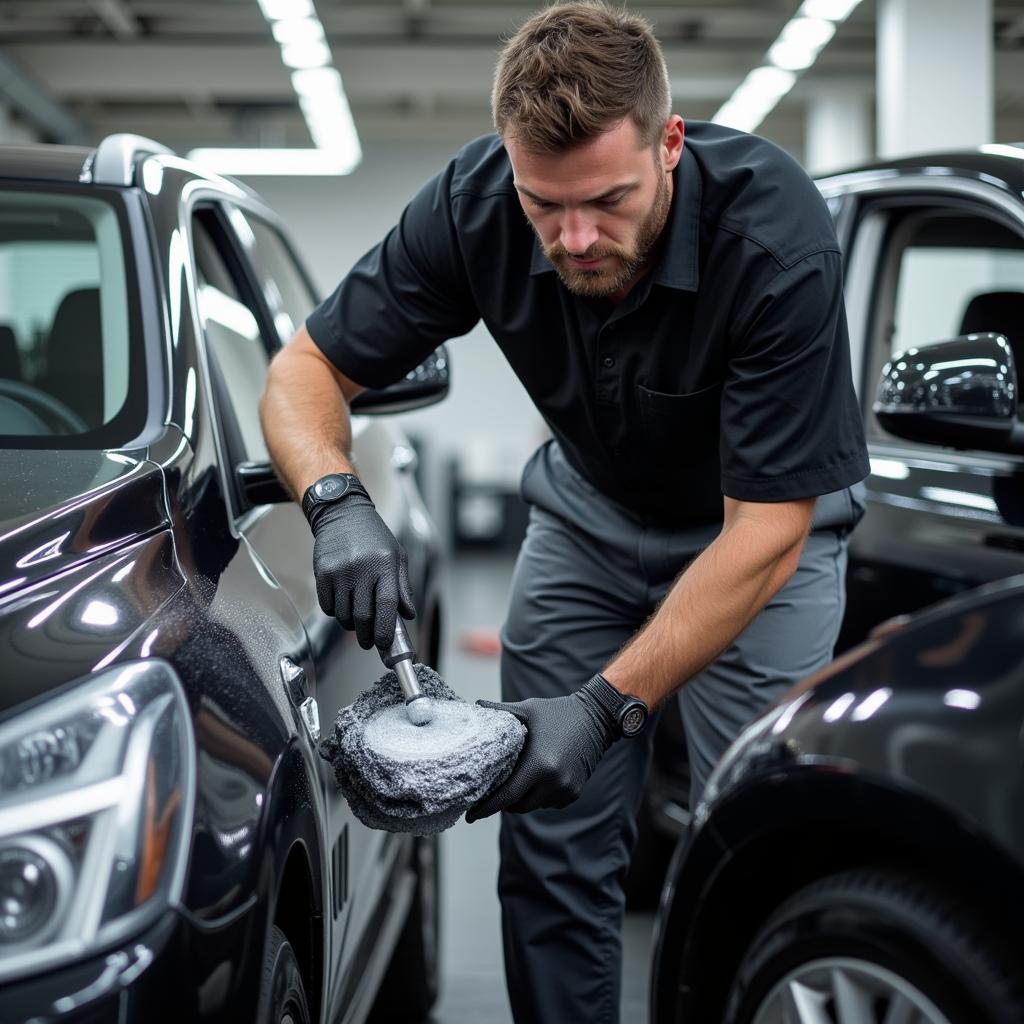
[185,198,286,530]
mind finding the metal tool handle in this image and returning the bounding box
[380,617,426,706]
[381,616,415,669]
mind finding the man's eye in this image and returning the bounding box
[598,195,625,207]
[532,199,554,210]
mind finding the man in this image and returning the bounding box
[260,2,869,1021]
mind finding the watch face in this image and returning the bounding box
[313,475,350,502]
[621,703,647,738]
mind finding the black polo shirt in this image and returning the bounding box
[307,121,869,526]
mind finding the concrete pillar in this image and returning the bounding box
[877,0,992,158]
[804,84,872,176]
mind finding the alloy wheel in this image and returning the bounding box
[752,956,953,1024]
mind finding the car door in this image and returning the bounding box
[188,201,407,1009]
[830,178,1024,648]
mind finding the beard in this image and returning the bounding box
[541,169,672,298]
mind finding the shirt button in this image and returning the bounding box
[602,356,615,368]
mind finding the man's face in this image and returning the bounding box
[506,116,683,299]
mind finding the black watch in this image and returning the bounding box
[301,473,370,527]
[585,673,649,739]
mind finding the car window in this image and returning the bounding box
[866,208,1024,441]
[0,188,145,446]
[191,210,270,465]
[225,208,318,347]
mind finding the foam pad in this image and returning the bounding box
[319,664,527,835]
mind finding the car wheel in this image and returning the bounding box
[369,834,441,1022]
[725,869,1024,1024]
[259,925,312,1024]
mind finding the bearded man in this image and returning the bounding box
[260,3,869,1022]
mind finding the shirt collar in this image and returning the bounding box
[528,143,701,292]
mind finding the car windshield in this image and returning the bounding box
[0,186,146,448]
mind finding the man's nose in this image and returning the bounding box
[560,211,599,255]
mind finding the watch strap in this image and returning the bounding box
[302,473,371,528]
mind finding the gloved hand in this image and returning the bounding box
[465,673,620,822]
[310,494,416,651]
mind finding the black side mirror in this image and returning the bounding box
[350,346,450,415]
[873,333,1024,453]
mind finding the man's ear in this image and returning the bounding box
[662,115,684,172]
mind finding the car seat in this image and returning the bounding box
[0,325,21,381]
[43,287,103,426]
[958,290,1024,373]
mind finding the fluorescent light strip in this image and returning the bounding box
[187,0,361,176]
[711,0,863,134]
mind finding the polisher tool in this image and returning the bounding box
[381,616,434,725]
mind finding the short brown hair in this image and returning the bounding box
[492,1,671,154]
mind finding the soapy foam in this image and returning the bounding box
[364,702,480,761]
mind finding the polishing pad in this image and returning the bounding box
[319,664,527,835]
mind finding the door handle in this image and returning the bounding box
[391,444,418,474]
[280,656,320,744]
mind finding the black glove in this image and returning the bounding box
[310,494,416,650]
[465,674,621,822]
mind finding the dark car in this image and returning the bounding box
[819,143,1024,649]
[649,573,1024,1024]
[0,134,448,1024]
[630,143,1024,910]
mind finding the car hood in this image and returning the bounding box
[0,448,168,596]
[0,449,182,717]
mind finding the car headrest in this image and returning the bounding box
[46,287,102,425]
[0,325,20,380]
[958,290,1024,373]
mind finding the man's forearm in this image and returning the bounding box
[602,498,815,707]
[260,342,357,501]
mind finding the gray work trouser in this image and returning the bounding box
[497,442,853,1024]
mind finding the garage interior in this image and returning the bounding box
[1,2,1024,1023]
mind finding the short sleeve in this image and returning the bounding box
[305,160,480,389]
[720,249,869,502]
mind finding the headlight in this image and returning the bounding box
[0,660,194,984]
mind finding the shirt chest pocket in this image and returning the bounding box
[636,380,723,464]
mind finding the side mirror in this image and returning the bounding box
[350,346,450,416]
[873,333,1024,452]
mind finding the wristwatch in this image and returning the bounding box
[301,472,370,527]
[586,673,650,739]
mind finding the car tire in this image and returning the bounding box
[725,869,1024,1024]
[369,834,441,1022]
[259,925,312,1024]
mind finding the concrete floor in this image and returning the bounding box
[429,552,656,1024]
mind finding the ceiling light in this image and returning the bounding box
[291,67,342,97]
[744,66,797,100]
[271,17,324,45]
[799,0,862,20]
[187,147,360,176]
[768,40,815,71]
[257,0,313,19]
[280,39,331,69]
[781,16,836,49]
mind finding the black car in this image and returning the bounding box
[649,144,1024,1023]
[0,134,448,1024]
[650,573,1024,1024]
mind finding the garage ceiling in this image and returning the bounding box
[1,0,1023,160]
